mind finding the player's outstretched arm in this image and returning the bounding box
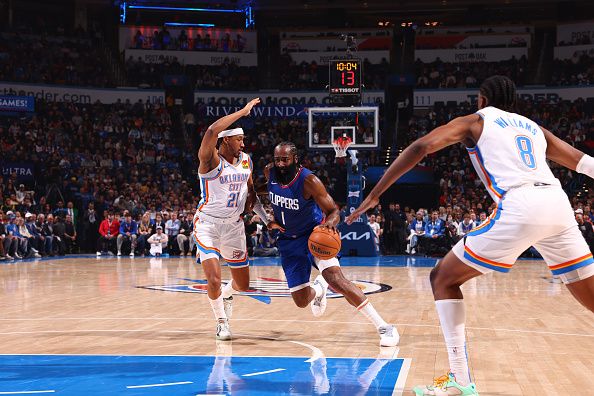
[346,114,477,224]
[304,174,340,234]
[198,98,260,168]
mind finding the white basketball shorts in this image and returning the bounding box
[453,184,594,282]
[193,214,248,268]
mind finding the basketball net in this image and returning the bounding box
[332,136,353,159]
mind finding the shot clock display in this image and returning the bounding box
[329,59,362,95]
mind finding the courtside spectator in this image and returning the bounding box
[97,212,120,256]
[117,212,138,257]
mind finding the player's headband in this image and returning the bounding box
[217,128,244,138]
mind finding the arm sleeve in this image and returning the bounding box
[253,201,269,225]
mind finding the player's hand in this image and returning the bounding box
[243,98,261,116]
[267,221,285,233]
[316,224,338,235]
[345,194,379,225]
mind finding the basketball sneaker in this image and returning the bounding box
[413,372,479,395]
[216,319,232,341]
[223,296,233,319]
[311,275,329,317]
[378,324,400,347]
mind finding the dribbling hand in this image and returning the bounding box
[345,194,379,225]
[243,98,261,116]
[315,223,338,235]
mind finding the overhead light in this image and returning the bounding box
[128,5,243,13]
[164,22,215,28]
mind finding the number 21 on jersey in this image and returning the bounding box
[515,135,536,169]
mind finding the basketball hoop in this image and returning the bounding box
[332,137,353,158]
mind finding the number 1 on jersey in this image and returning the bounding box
[515,136,536,169]
[281,211,285,225]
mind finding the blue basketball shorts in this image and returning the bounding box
[278,235,340,292]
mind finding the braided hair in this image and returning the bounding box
[276,141,298,157]
[479,75,517,112]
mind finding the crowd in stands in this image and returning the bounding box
[551,53,594,86]
[125,56,258,90]
[131,28,250,53]
[415,57,529,88]
[0,26,113,87]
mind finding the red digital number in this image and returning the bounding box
[341,71,356,86]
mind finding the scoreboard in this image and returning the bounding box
[329,59,362,95]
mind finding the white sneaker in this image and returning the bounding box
[311,275,329,317]
[96,251,101,256]
[378,324,400,347]
[117,251,121,256]
[216,319,232,341]
[223,296,233,319]
[129,252,135,257]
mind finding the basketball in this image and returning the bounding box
[308,227,341,259]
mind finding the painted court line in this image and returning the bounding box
[392,358,412,396]
[0,321,591,338]
[288,340,324,362]
[242,368,286,377]
[126,381,193,389]
[0,392,55,395]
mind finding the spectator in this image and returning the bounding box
[165,212,181,254]
[81,202,99,253]
[117,212,138,256]
[17,215,41,258]
[147,225,168,256]
[419,210,446,255]
[457,212,475,236]
[136,213,152,256]
[97,212,120,256]
[176,213,194,256]
[25,213,44,255]
[52,216,67,255]
[253,226,279,257]
[576,211,594,251]
[36,213,54,256]
[64,214,77,254]
[407,211,426,255]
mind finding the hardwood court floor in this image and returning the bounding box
[0,255,592,395]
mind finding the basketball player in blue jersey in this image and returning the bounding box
[194,98,260,341]
[252,141,399,347]
[347,76,594,395]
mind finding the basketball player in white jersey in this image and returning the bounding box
[195,98,260,340]
[347,76,594,395]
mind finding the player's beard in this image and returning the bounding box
[275,163,298,185]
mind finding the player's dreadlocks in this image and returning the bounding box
[277,141,298,157]
[479,75,517,112]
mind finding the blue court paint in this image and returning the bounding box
[0,355,405,396]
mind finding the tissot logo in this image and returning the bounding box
[139,277,391,303]
[340,231,371,241]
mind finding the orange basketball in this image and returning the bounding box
[308,227,341,259]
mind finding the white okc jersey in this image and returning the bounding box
[197,152,252,220]
[468,106,560,203]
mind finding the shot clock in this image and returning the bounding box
[329,59,362,95]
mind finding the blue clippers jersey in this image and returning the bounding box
[268,167,324,238]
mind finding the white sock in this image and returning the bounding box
[435,299,471,386]
[221,280,239,299]
[208,295,227,320]
[357,300,388,329]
